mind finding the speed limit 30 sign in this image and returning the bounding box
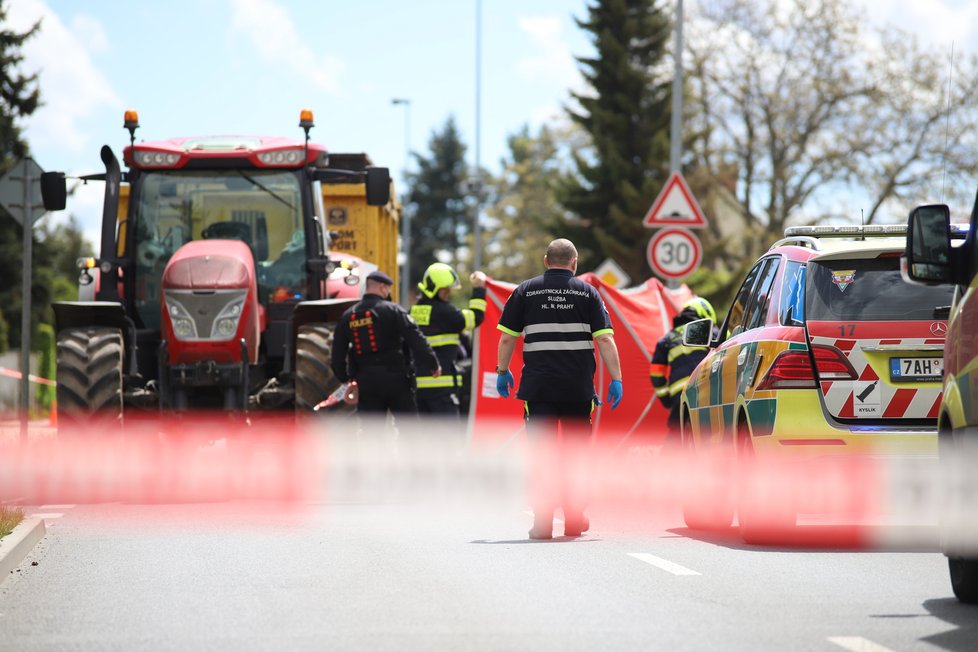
[647,227,702,279]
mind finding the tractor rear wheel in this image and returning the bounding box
[295,324,347,413]
[56,326,124,432]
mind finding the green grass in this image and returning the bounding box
[0,505,25,540]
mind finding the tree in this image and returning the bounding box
[849,29,978,220]
[685,0,978,269]
[402,117,470,290]
[0,0,38,173]
[560,0,673,282]
[34,215,94,318]
[0,0,41,351]
[482,124,574,283]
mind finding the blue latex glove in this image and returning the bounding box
[606,379,623,410]
[496,371,515,399]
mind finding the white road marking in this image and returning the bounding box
[28,513,64,520]
[39,504,75,510]
[628,552,701,576]
[828,636,897,652]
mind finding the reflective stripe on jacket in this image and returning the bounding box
[649,325,708,409]
[409,287,486,396]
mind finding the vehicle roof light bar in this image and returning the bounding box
[770,235,821,251]
[784,224,908,238]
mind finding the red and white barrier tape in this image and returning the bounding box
[0,367,56,387]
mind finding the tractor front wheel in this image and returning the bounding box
[56,326,124,432]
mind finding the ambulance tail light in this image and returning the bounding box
[811,344,858,380]
[756,345,858,391]
[756,350,817,391]
[755,350,817,390]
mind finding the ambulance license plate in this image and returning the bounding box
[889,357,943,382]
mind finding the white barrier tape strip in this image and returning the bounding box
[0,367,56,386]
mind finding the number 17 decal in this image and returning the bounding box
[837,324,856,337]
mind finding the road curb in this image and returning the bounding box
[0,517,47,582]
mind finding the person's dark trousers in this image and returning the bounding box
[662,404,682,450]
[417,393,460,418]
[355,368,419,416]
[524,400,594,538]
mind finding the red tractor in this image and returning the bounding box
[41,109,391,426]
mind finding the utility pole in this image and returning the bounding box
[668,0,684,290]
[0,158,45,440]
[19,165,33,440]
[391,97,412,306]
[670,0,683,174]
[472,0,484,271]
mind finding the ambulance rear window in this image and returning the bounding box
[806,257,953,321]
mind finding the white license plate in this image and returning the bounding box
[889,357,943,382]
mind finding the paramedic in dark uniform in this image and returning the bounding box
[494,238,623,540]
[331,271,440,417]
[410,262,487,417]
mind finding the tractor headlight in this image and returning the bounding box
[214,318,238,337]
[163,289,248,342]
[134,151,181,167]
[210,295,247,340]
[257,149,304,166]
[164,296,198,340]
[172,318,195,338]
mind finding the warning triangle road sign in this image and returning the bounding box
[642,171,707,229]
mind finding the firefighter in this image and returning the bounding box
[330,270,440,417]
[495,238,623,540]
[410,263,487,417]
[649,296,717,442]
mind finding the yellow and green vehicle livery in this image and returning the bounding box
[681,227,951,490]
[904,199,978,603]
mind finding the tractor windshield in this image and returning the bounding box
[131,169,307,330]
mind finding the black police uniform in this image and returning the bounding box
[331,292,438,416]
[410,287,487,416]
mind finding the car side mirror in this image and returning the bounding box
[683,318,714,347]
[40,171,67,211]
[905,204,952,284]
[365,166,391,206]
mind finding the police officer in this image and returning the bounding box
[410,263,487,417]
[495,238,623,540]
[330,270,440,417]
[649,297,717,441]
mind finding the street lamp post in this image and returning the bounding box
[472,0,484,271]
[391,97,412,306]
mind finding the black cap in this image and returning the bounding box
[366,270,394,285]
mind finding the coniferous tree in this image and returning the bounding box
[0,1,41,351]
[402,117,470,290]
[560,0,672,283]
[0,1,38,172]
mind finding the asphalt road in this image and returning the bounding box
[1,427,976,651]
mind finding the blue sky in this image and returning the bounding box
[8,0,978,247]
[9,0,594,246]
